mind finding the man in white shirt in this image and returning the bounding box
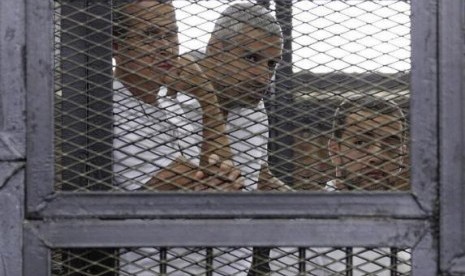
[112,2,247,275]
[268,95,410,275]
[158,3,286,275]
[112,0,242,191]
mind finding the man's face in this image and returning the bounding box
[329,109,406,190]
[115,1,179,87]
[294,131,333,190]
[210,26,282,108]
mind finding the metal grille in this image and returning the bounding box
[53,0,410,192]
[51,0,413,275]
[52,247,411,275]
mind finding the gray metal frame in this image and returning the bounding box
[0,0,453,274]
[439,0,465,274]
[0,0,26,274]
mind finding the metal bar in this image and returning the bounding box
[0,0,26,161]
[85,1,114,190]
[269,0,294,184]
[438,0,465,273]
[206,248,213,276]
[0,166,24,276]
[60,0,89,190]
[298,247,306,275]
[160,247,167,275]
[412,230,437,276]
[26,219,429,248]
[410,0,439,214]
[30,192,428,219]
[390,248,399,276]
[24,222,51,276]
[59,2,118,275]
[26,0,55,213]
[345,248,353,276]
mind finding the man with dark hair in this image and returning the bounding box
[112,2,245,275]
[193,2,284,192]
[327,95,407,191]
[112,1,287,275]
[172,3,286,275]
[317,95,409,276]
[112,0,242,191]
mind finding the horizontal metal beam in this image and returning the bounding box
[29,192,428,219]
[25,218,429,248]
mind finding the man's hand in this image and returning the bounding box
[145,155,243,191]
[194,154,244,191]
[163,55,215,101]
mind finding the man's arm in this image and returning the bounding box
[146,56,240,191]
[171,55,233,165]
[146,155,243,191]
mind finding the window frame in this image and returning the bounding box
[23,0,442,275]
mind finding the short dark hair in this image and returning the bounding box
[331,95,407,141]
[294,96,340,136]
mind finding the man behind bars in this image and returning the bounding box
[268,95,410,275]
[327,95,407,191]
[113,1,275,276]
[152,2,286,275]
[186,3,286,193]
[323,95,409,276]
[112,0,243,191]
[177,3,286,275]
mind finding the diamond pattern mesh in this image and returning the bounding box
[53,0,411,272]
[54,1,410,191]
[53,247,411,275]
[54,0,410,192]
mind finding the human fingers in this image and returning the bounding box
[194,170,205,180]
[227,168,241,182]
[208,154,220,166]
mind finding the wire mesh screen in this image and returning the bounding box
[50,1,414,274]
[52,247,411,275]
[53,0,410,192]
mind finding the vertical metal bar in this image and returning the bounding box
[60,1,117,275]
[412,231,437,276]
[438,0,465,273]
[345,247,353,276]
[0,1,26,276]
[410,0,439,212]
[160,247,167,275]
[60,0,89,190]
[270,0,294,184]
[390,248,399,276]
[26,0,55,214]
[206,248,213,276]
[0,167,24,276]
[248,247,271,276]
[86,1,114,189]
[24,224,51,276]
[298,247,306,275]
[60,0,114,190]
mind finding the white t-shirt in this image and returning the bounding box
[113,79,193,190]
[114,82,264,275]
